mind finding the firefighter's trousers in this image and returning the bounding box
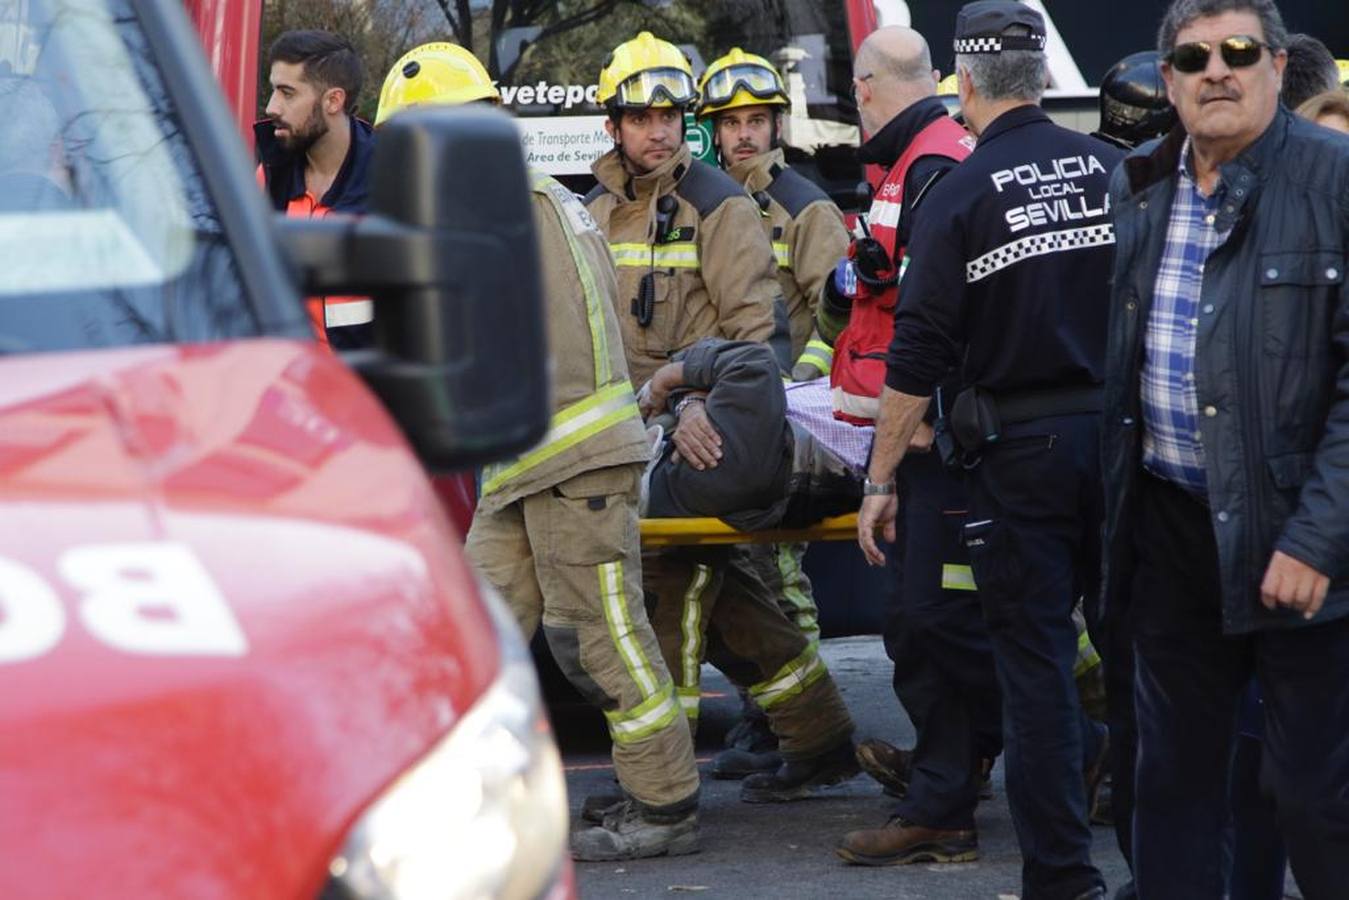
[466,463,700,814]
[646,543,854,761]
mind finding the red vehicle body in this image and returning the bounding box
[0,0,569,896]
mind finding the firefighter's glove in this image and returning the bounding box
[849,237,897,289]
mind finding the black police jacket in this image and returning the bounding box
[1103,108,1349,634]
[886,106,1124,397]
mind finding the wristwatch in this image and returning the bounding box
[863,477,896,496]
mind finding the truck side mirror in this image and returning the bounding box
[278,107,549,471]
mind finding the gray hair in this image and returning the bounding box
[955,49,1048,102]
[0,78,61,173]
[1156,0,1289,55]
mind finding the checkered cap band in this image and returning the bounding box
[953,34,1046,54]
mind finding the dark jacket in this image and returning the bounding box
[645,339,858,530]
[1103,108,1349,634]
[254,115,374,214]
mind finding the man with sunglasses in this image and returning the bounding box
[1103,0,1349,896]
[583,32,860,808]
[853,2,1124,896]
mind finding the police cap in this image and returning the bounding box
[953,1,1047,55]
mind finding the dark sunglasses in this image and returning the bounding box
[1167,35,1269,73]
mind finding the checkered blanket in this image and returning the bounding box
[784,377,873,473]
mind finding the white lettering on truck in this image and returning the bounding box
[0,542,246,663]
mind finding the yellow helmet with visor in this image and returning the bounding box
[597,32,697,111]
[695,48,788,120]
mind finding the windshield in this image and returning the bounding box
[0,0,259,354]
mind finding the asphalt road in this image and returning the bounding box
[552,635,1135,900]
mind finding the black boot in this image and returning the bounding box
[740,740,860,803]
[713,699,781,778]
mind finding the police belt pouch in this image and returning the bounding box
[950,384,1103,453]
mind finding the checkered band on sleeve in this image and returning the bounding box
[953,34,1046,54]
[965,224,1115,283]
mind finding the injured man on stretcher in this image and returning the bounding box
[636,338,862,531]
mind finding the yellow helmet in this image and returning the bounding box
[695,48,788,120]
[375,42,499,127]
[597,32,697,111]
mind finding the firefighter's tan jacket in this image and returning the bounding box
[726,148,849,358]
[585,144,785,388]
[477,169,649,515]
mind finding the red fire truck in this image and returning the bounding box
[0,0,574,897]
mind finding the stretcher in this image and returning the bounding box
[638,379,870,547]
[639,513,860,547]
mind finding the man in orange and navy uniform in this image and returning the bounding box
[255,29,374,349]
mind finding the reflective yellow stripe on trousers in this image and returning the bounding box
[678,564,712,719]
[598,559,681,743]
[610,241,700,269]
[480,381,639,495]
[772,240,791,270]
[748,643,826,710]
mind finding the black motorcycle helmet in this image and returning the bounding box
[1094,51,1177,150]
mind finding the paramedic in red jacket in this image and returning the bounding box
[825,26,1003,868]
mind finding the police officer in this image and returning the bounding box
[825,25,1004,869]
[855,4,1123,897]
[585,32,859,805]
[690,48,852,778]
[376,43,702,862]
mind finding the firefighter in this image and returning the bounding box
[376,42,702,862]
[696,48,846,380]
[690,47,851,778]
[584,32,859,804]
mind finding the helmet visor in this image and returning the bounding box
[615,67,697,108]
[701,63,784,106]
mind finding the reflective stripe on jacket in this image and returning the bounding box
[477,169,649,513]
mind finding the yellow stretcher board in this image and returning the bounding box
[639,513,860,547]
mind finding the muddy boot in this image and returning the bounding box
[579,791,626,825]
[836,817,978,866]
[713,692,781,779]
[855,738,912,798]
[570,800,700,862]
[740,740,860,803]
